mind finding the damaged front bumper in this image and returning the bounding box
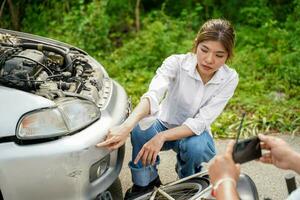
[0,116,125,200]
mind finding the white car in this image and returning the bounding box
[0,29,130,200]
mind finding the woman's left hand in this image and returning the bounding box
[134,133,165,166]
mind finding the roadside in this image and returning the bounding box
[119,134,300,200]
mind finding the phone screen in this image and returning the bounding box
[232,137,262,164]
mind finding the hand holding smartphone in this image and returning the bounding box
[231,113,262,164]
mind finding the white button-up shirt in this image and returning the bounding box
[140,53,239,135]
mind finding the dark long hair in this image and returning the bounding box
[192,19,235,60]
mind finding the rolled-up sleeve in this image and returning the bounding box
[183,72,239,135]
[141,55,179,115]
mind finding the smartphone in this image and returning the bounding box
[232,136,262,164]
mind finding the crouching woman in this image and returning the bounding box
[97,18,239,200]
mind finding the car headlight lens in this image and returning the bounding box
[59,100,100,131]
[17,99,100,140]
[18,108,68,139]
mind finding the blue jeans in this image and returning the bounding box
[129,120,216,186]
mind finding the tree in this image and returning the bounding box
[135,0,141,32]
[7,0,20,30]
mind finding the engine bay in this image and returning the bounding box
[0,32,110,107]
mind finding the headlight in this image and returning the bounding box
[17,99,100,140]
[18,108,68,139]
[59,99,100,130]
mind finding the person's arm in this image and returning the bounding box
[159,125,195,141]
[258,134,300,174]
[134,125,194,166]
[96,55,179,150]
[141,55,179,115]
[208,141,240,200]
[289,151,300,174]
[183,72,238,135]
[215,180,240,200]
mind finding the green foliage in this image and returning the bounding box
[239,0,274,27]
[221,13,300,137]
[3,0,299,137]
[106,0,135,47]
[22,0,111,57]
[101,12,194,104]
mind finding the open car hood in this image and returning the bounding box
[0,29,115,138]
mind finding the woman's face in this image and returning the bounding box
[196,40,228,79]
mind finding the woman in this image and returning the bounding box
[97,18,239,199]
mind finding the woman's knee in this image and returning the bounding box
[130,122,161,145]
[182,132,216,162]
[131,125,144,144]
[185,141,207,156]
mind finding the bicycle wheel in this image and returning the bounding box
[135,178,209,200]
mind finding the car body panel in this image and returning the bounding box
[0,86,55,137]
[0,27,130,200]
[0,81,128,200]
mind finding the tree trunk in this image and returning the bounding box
[205,5,209,19]
[0,0,7,19]
[135,0,141,32]
[7,0,20,30]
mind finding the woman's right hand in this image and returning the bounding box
[96,97,151,151]
[96,124,132,150]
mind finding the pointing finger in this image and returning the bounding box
[96,137,117,148]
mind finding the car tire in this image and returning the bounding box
[107,178,123,200]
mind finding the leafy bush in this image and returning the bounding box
[22,0,111,57]
[101,12,195,104]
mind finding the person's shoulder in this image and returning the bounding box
[221,64,238,79]
[217,64,239,84]
[165,53,193,62]
[181,52,196,63]
[163,53,195,67]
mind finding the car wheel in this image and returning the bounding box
[96,178,123,200]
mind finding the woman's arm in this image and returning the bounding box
[97,55,179,150]
[123,98,151,129]
[134,125,195,166]
[159,125,195,141]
